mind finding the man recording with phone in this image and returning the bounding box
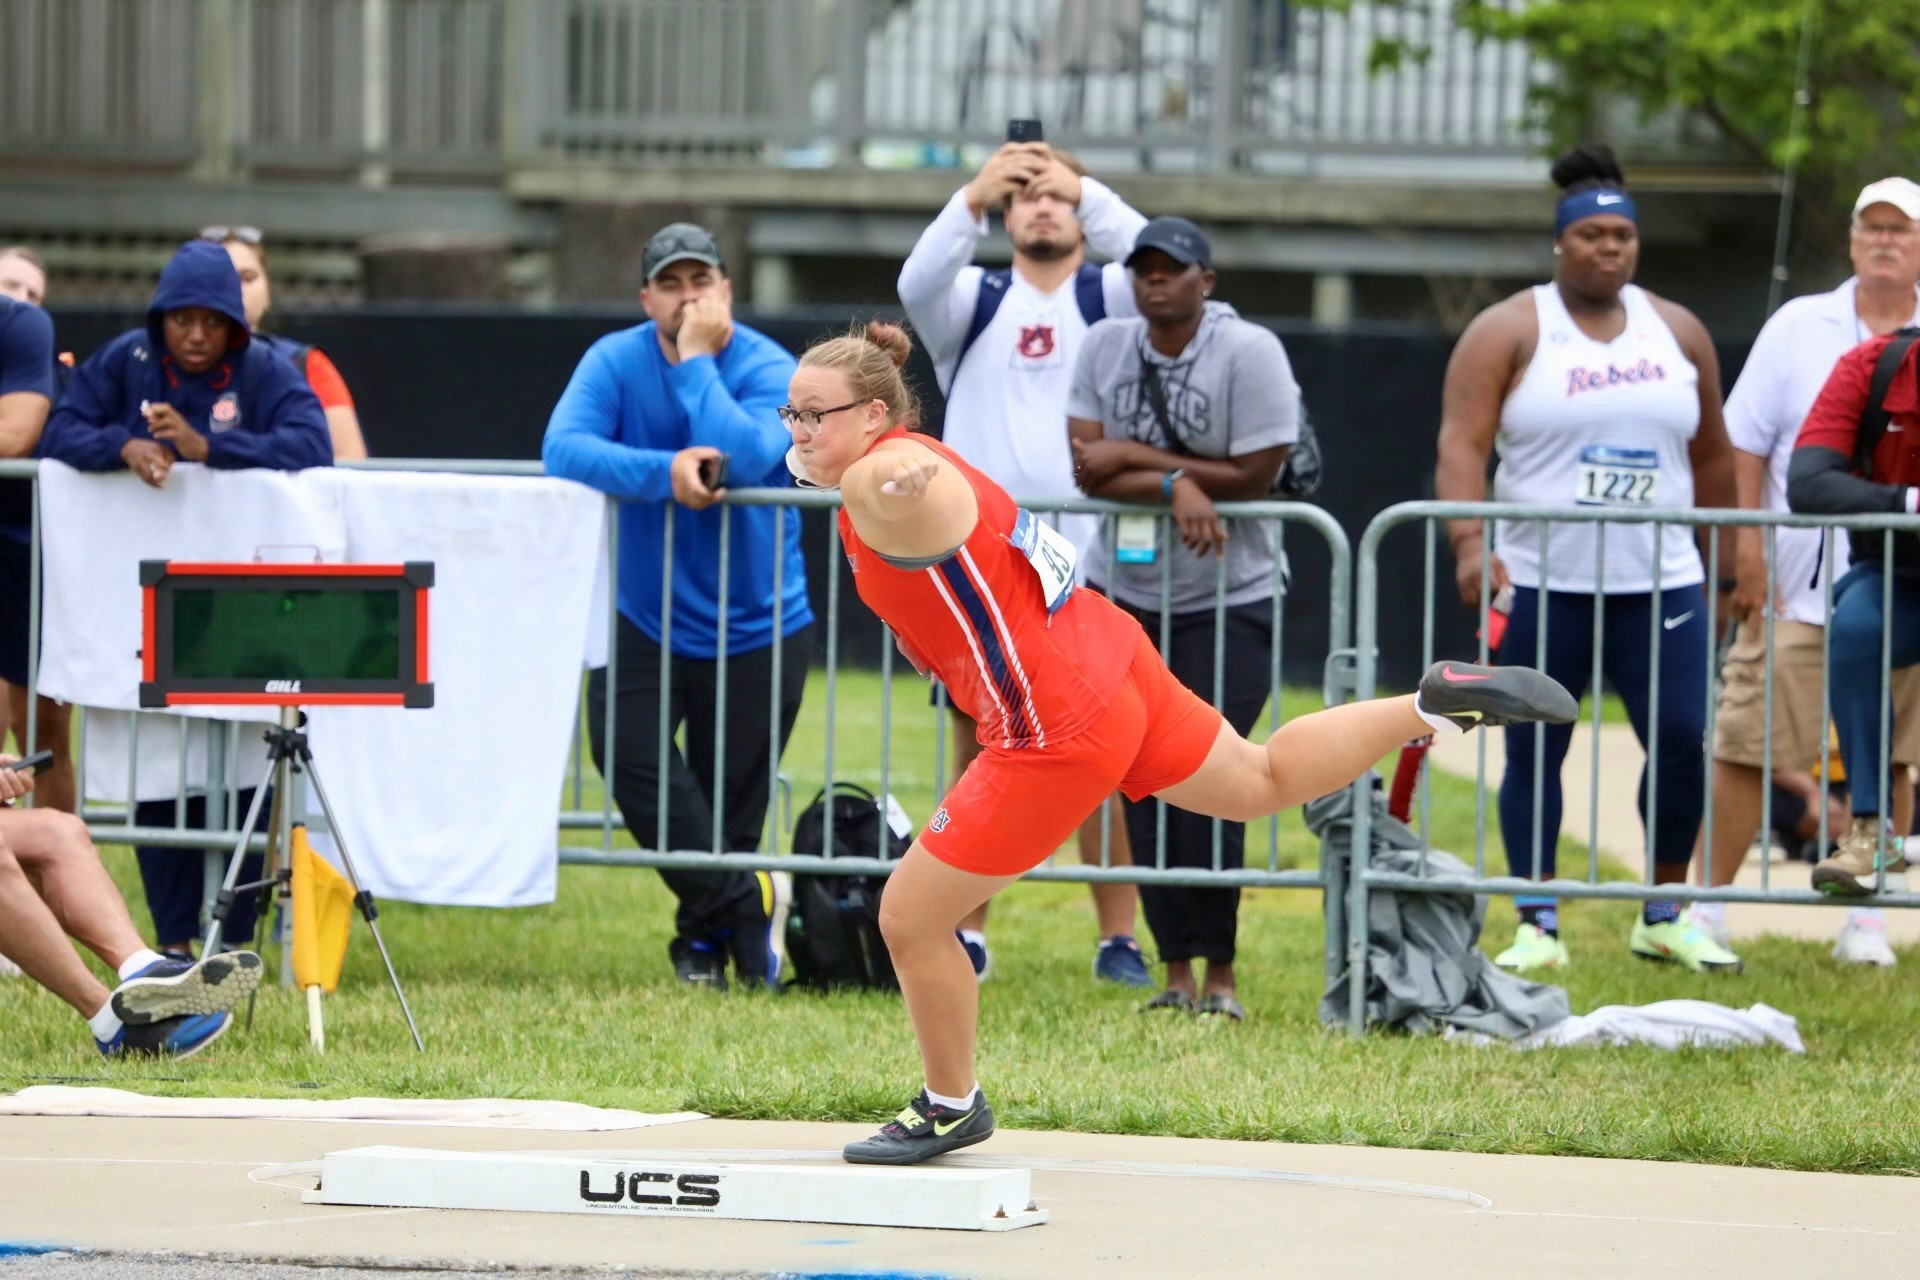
[896,121,1154,986]
[544,223,813,990]
[0,749,263,1057]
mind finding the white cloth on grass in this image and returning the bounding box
[0,1086,702,1131]
[37,462,604,907]
[1449,1000,1805,1052]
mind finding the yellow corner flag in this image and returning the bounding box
[291,824,354,994]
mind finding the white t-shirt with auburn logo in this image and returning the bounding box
[897,181,1147,568]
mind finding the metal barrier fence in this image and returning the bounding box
[1346,501,1920,1033]
[547,486,1355,986]
[0,0,1547,175]
[9,459,1352,983]
[23,462,1920,1014]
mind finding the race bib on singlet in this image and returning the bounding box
[1012,508,1077,615]
[1575,445,1659,507]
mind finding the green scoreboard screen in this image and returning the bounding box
[140,562,434,708]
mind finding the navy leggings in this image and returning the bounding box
[1497,586,1707,880]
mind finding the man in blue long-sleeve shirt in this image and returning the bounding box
[545,223,813,989]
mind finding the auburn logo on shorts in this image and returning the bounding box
[1016,325,1056,360]
[930,807,951,833]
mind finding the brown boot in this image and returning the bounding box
[1812,817,1903,896]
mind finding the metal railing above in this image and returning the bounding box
[1,0,1550,177]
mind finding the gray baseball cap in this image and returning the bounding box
[642,222,726,282]
[1126,216,1213,270]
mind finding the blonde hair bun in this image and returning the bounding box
[863,321,913,370]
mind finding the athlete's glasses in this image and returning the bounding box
[778,399,867,434]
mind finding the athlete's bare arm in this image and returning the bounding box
[1435,291,1534,606]
[841,437,979,559]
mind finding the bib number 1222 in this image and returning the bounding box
[1576,445,1658,507]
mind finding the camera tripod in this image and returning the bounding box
[203,707,423,1052]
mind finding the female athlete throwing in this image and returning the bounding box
[786,322,1577,1166]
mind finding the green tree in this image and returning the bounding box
[1366,0,1920,280]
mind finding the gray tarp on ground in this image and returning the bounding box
[1312,781,1570,1038]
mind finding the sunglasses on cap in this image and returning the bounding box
[199,225,264,245]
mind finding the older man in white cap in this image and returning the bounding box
[1693,176,1920,967]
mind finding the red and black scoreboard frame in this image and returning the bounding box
[138,561,434,708]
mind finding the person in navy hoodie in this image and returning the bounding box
[41,239,330,484]
[41,240,330,957]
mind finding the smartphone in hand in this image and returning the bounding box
[1007,118,1044,144]
[699,453,730,493]
[8,750,53,775]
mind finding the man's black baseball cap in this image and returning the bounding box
[1125,216,1212,270]
[643,223,726,282]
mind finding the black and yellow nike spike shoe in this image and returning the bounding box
[1416,661,1578,732]
[842,1088,995,1165]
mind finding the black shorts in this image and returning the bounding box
[0,534,32,686]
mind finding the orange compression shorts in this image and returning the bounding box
[919,629,1224,877]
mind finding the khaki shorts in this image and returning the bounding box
[1713,618,1920,769]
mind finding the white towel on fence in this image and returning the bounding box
[302,469,604,906]
[37,462,605,907]
[1449,1000,1806,1052]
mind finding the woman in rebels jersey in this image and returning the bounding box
[788,322,1577,1166]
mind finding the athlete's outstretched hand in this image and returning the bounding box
[879,454,941,499]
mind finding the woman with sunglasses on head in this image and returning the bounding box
[790,321,1577,1166]
[206,226,368,461]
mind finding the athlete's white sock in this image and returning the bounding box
[1413,694,1467,736]
[88,1000,123,1045]
[925,1083,980,1111]
[116,948,167,982]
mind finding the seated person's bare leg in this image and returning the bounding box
[0,839,113,1019]
[5,809,147,973]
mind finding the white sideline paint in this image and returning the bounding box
[0,1087,702,1131]
[307,1145,1049,1232]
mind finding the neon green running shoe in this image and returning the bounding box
[1630,917,1743,973]
[1491,922,1569,971]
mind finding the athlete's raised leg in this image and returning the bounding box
[1157,662,1577,822]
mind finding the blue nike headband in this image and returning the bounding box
[1555,188,1636,235]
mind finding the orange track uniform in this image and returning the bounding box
[838,430,1221,875]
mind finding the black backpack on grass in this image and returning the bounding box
[785,783,910,992]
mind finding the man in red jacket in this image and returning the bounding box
[1788,315,1920,895]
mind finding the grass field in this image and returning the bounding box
[3,671,1917,1176]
